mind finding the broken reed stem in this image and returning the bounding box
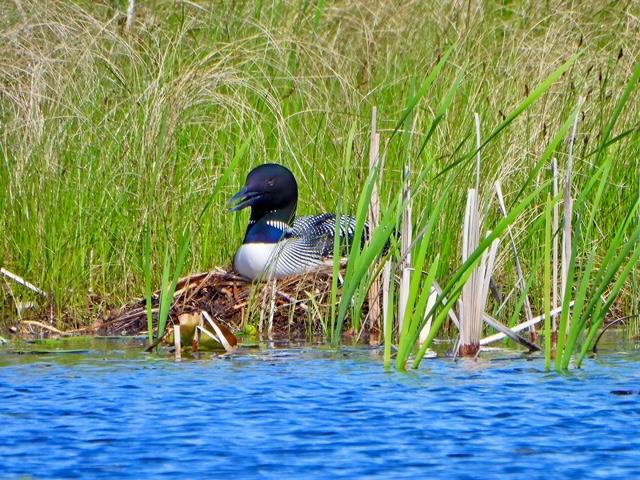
[367,106,382,335]
[398,164,412,334]
[382,261,392,342]
[126,0,135,31]
[544,193,552,370]
[192,315,203,351]
[495,181,534,331]
[561,98,582,334]
[459,112,486,355]
[460,189,501,355]
[480,303,573,345]
[460,189,480,355]
[174,322,182,360]
[418,287,438,346]
[267,278,277,339]
[0,267,47,296]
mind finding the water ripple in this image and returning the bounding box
[1,345,639,479]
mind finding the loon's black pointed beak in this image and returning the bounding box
[227,186,263,212]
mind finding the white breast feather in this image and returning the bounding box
[234,240,323,280]
[234,243,279,280]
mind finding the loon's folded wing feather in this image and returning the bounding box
[291,214,365,258]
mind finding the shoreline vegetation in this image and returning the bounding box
[1,1,638,371]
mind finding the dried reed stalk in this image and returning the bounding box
[459,189,500,355]
[480,302,574,345]
[398,165,412,334]
[561,98,583,333]
[174,322,182,360]
[367,107,382,335]
[552,158,559,331]
[203,311,236,353]
[382,261,392,341]
[126,0,135,31]
[0,267,47,296]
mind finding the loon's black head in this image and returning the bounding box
[228,163,298,222]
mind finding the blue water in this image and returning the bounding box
[1,338,639,479]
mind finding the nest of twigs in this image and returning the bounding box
[100,266,374,341]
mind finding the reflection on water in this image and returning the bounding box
[0,336,639,479]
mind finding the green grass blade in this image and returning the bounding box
[390,45,456,140]
[581,197,639,321]
[577,244,640,367]
[561,246,596,369]
[156,244,172,342]
[596,61,640,160]
[436,54,579,180]
[197,131,254,223]
[383,262,396,371]
[416,73,464,160]
[143,224,153,344]
[544,194,552,371]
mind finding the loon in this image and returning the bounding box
[228,163,364,280]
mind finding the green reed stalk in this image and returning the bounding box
[394,191,447,370]
[143,224,153,344]
[334,46,455,343]
[390,45,456,140]
[544,193,552,371]
[333,187,400,343]
[413,181,548,367]
[578,240,640,366]
[395,233,428,370]
[559,178,640,369]
[150,134,252,344]
[383,262,396,371]
[329,123,356,338]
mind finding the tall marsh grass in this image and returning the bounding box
[1,1,638,368]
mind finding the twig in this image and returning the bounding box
[21,320,69,336]
[592,315,638,353]
[267,279,277,338]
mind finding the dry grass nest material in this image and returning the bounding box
[100,266,373,341]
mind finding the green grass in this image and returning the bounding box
[1,1,639,365]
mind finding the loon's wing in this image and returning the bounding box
[291,214,364,257]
